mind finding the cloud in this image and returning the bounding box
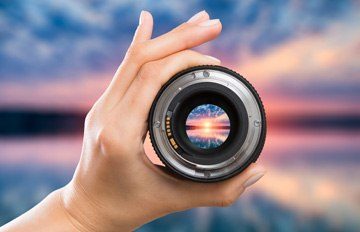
[0,73,111,110]
[0,0,359,112]
[231,12,360,116]
[0,0,358,79]
[238,13,360,79]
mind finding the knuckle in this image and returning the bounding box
[180,37,192,49]
[96,127,123,157]
[125,44,147,65]
[84,111,94,128]
[218,195,237,207]
[179,27,196,48]
[95,124,136,157]
[84,107,99,129]
[138,61,160,81]
[84,100,104,129]
[221,199,235,207]
[216,188,238,207]
[96,127,113,152]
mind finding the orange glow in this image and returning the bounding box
[202,120,212,133]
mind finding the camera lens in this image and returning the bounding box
[149,65,266,182]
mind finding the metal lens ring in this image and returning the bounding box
[149,65,266,182]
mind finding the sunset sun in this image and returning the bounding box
[202,120,212,133]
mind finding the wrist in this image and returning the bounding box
[58,184,97,232]
[60,181,120,232]
[60,177,165,231]
[1,188,81,231]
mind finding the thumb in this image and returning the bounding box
[177,164,266,208]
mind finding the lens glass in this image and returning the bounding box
[185,104,231,149]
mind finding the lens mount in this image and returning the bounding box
[149,65,266,182]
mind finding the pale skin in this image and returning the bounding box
[1,11,265,232]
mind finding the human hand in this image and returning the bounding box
[61,11,266,231]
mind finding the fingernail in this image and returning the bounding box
[205,55,221,63]
[139,10,146,25]
[187,10,207,23]
[198,19,220,27]
[242,167,265,188]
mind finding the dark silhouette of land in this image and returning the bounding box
[0,109,85,136]
[0,109,359,136]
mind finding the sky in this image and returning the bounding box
[0,0,359,115]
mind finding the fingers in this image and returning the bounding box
[140,18,221,64]
[177,164,266,208]
[123,50,221,119]
[132,11,153,43]
[100,11,154,108]
[126,10,219,66]
[105,11,221,104]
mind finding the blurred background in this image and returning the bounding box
[0,0,359,231]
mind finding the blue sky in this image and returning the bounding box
[0,0,359,111]
[0,0,357,79]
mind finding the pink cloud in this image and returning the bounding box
[236,16,360,87]
[0,73,112,111]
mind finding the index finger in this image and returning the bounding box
[141,19,222,63]
[106,13,221,103]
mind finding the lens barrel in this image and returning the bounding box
[148,65,266,182]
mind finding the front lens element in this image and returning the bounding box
[185,104,231,149]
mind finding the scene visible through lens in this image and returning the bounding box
[185,104,231,149]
